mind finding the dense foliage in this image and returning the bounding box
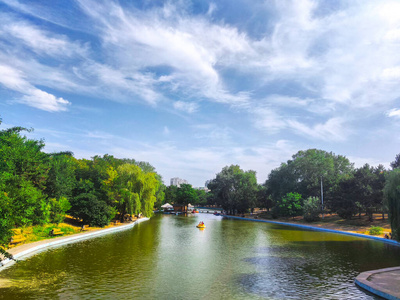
[207,165,258,214]
[272,192,303,219]
[384,169,400,241]
[303,197,321,222]
[0,122,165,246]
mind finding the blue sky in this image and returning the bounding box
[1,0,400,187]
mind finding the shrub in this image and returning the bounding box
[369,226,383,236]
[273,192,303,219]
[303,196,321,222]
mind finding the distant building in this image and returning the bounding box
[170,177,188,187]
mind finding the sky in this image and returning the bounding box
[0,0,400,187]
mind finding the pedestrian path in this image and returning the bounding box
[355,267,400,300]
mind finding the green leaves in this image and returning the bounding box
[208,165,258,214]
[384,169,400,241]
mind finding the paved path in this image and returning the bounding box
[355,267,400,300]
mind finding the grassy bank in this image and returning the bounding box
[245,212,391,238]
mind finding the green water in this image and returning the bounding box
[1,214,400,299]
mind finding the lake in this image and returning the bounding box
[1,213,400,299]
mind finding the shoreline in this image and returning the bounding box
[0,217,149,272]
[222,215,400,246]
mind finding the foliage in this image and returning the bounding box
[329,164,386,221]
[369,226,383,236]
[165,185,178,204]
[196,189,208,206]
[391,153,400,170]
[303,196,321,222]
[272,192,303,219]
[46,153,77,200]
[208,165,258,214]
[266,149,353,205]
[49,197,71,224]
[176,184,198,206]
[257,184,273,212]
[330,176,359,219]
[70,187,116,227]
[384,169,400,241]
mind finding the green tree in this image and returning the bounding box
[49,197,71,224]
[165,185,178,203]
[303,196,321,222]
[384,169,400,241]
[390,153,400,170]
[70,179,116,227]
[46,152,77,200]
[330,175,359,219]
[0,126,50,228]
[272,192,303,219]
[196,189,208,206]
[266,149,353,206]
[208,165,258,214]
[176,184,198,206]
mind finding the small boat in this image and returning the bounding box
[192,209,199,213]
[196,222,206,228]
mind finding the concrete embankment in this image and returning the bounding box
[0,218,149,271]
[223,215,400,300]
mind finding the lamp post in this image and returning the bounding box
[321,176,324,219]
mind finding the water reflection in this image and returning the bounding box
[0,214,399,299]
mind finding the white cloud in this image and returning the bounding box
[1,18,88,57]
[173,101,199,114]
[0,64,70,112]
[387,108,400,118]
[287,117,350,142]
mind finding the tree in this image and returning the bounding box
[196,189,208,206]
[257,184,273,212]
[272,192,303,219]
[208,165,258,214]
[330,175,359,219]
[0,126,51,228]
[70,179,116,227]
[49,197,71,224]
[303,196,321,222]
[265,149,353,207]
[390,153,400,170]
[46,153,77,200]
[165,185,178,203]
[176,184,198,206]
[384,169,400,241]
[354,164,385,221]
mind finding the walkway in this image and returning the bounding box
[355,267,400,300]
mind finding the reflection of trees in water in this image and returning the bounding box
[239,240,400,299]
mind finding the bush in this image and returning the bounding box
[369,226,383,235]
[303,196,321,222]
[50,197,71,224]
[69,193,116,227]
[273,192,303,219]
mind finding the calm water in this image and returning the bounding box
[1,214,400,299]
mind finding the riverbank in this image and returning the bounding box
[242,212,392,239]
[0,217,149,271]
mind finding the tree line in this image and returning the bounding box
[204,149,400,241]
[0,122,165,246]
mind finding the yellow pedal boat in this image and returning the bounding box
[196,223,206,228]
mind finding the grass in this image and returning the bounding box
[7,223,81,249]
